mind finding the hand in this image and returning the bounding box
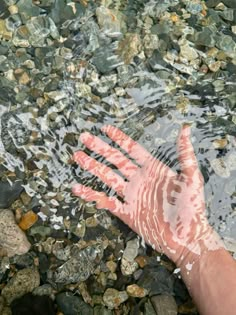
[72,125,223,266]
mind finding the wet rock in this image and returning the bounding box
[144,299,156,315]
[93,305,113,315]
[92,43,123,74]
[210,158,231,178]
[121,238,139,275]
[126,284,149,298]
[151,294,178,315]
[1,112,31,154]
[10,293,56,315]
[103,288,128,309]
[56,292,92,315]
[0,209,31,257]
[1,268,40,304]
[0,180,24,208]
[116,33,141,64]
[48,244,104,284]
[96,6,122,38]
[138,265,175,296]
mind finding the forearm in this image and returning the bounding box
[179,247,236,315]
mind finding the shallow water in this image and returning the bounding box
[0,0,236,312]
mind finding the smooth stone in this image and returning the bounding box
[0,180,23,208]
[56,292,92,315]
[1,268,40,304]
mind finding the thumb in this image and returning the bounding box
[177,124,199,177]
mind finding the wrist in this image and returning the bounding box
[176,227,225,291]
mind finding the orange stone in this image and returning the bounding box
[19,210,38,230]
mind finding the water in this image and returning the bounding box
[0,0,236,311]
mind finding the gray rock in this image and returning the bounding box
[0,181,23,208]
[1,268,40,304]
[151,295,178,315]
[49,244,104,284]
[0,209,31,257]
[56,292,92,315]
[92,43,123,74]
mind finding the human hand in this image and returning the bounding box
[72,125,223,266]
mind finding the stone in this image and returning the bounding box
[56,292,92,315]
[151,294,178,315]
[0,180,24,208]
[103,288,128,309]
[1,268,40,304]
[18,210,38,230]
[126,284,149,298]
[0,209,31,257]
[10,293,56,315]
[210,158,231,178]
[121,238,139,275]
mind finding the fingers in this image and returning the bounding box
[79,132,139,179]
[73,151,126,196]
[177,125,199,177]
[101,125,153,165]
[72,184,123,214]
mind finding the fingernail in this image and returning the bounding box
[79,132,91,142]
[182,124,191,137]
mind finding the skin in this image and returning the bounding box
[72,124,236,315]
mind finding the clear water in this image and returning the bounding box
[0,0,236,249]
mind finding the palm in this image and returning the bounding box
[72,125,218,263]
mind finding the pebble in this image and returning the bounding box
[18,210,38,230]
[126,284,148,298]
[0,209,31,257]
[1,268,40,304]
[103,288,128,309]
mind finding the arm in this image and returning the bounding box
[179,245,236,315]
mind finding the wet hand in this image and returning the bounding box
[72,125,222,265]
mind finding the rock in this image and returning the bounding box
[48,244,103,284]
[121,238,139,275]
[116,33,141,64]
[151,295,178,315]
[56,292,92,315]
[0,209,31,257]
[18,210,38,230]
[10,293,56,315]
[126,284,149,298]
[1,268,40,304]
[96,6,122,38]
[0,180,24,208]
[210,158,231,178]
[92,43,123,74]
[103,288,128,309]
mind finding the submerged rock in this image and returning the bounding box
[10,293,56,315]
[56,292,92,315]
[1,268,40,304]
[0,209,31,257]
[0,180,24,208]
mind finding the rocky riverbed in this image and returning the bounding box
[0,0,236,314]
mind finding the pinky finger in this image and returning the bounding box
[72,184,123,214]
